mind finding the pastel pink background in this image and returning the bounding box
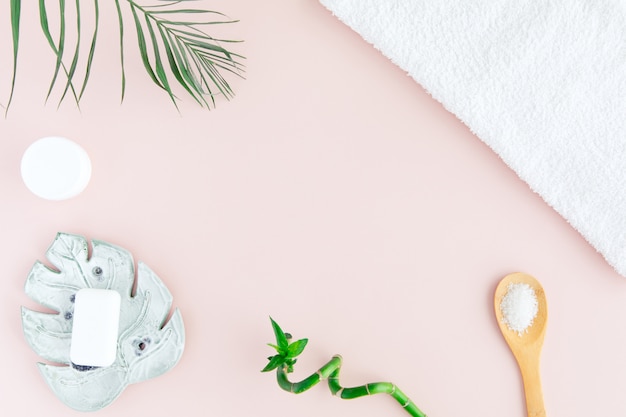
[1,1,625,416]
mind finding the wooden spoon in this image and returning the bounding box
[494,272,548,417]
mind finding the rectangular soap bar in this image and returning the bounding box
[69,288,121,367]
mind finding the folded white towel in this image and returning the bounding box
[320,0,626,276]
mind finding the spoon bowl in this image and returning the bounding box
[494,272,548,417]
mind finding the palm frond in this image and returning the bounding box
[38,0,80,107]
[79,0,99,100]
[43,0,66,102]
[58,0,82,106]
[6,0,21,116]
[127,0,245,108]
[113,0,126,102]
[4,0,244,113]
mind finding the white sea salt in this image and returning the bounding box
[500,283,538,335]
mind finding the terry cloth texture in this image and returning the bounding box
[320,0,626,277]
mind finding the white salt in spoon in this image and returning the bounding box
[494,272,548,417]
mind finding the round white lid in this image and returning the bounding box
[21,136,92,200]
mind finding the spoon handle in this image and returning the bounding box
[519,358,546,417]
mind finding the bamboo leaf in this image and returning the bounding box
[261,355,285,373]
[286,338,308,359]
[270,318,289,351]
[6,0,21,115]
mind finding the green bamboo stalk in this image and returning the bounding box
[263,318,428,417]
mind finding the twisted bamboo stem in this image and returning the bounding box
[275,354,427,417]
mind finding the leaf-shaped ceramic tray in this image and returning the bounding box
[21,233,185,412]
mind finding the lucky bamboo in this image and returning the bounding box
[263,318,428,417]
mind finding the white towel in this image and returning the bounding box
[320,0,626,277]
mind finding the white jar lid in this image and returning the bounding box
[21,136,92,200]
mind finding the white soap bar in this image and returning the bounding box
[70,289,121,367]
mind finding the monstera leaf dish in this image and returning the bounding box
[21,233,185,411]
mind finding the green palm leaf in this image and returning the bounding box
[114,0,126,102]
[129,0,244,108]
[44,0,67,102]
[58,0,82,106]
[6,0,21,115]
[79,0,99,100]
[4,0,244,113]
[129,4,166,90]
